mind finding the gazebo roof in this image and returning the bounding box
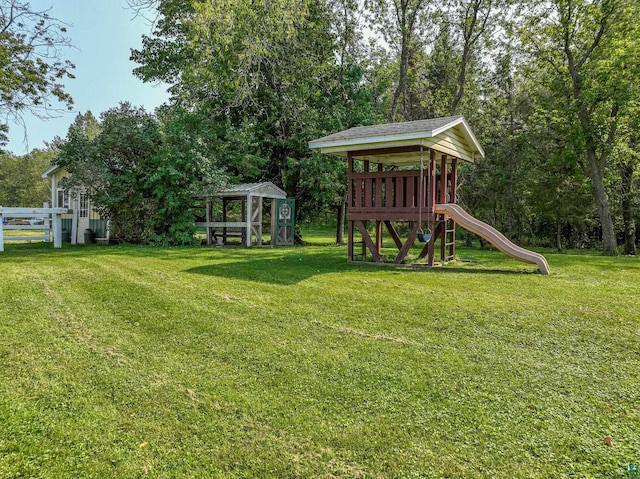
[218,182,287,199]
[308,116,484,165]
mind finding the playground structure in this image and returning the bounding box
[196,182,295,247]
[309,116,550,274]
[0,205,69,252]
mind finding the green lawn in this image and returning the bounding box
[1,233,639,478]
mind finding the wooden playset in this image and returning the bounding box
[309,116,550,274]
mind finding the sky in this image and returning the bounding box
[6,0,170,154]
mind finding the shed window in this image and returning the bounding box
[57,189,70,208]
[79,193,89,218]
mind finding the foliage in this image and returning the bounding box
[0,0,74,145]
[0,148,52,206]
[4,0,636,252]
[56,104,225,245]
[517,0,640,254]
[131,0,383,224]
[1,238,639,477]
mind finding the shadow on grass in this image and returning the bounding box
[183,250,355,285]
[184,252,542,285]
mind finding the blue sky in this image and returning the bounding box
[6,0,169,154]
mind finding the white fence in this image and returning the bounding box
[0,205,69,252]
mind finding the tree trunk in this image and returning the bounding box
[336,196,346,245]
[621,160,636,255]
[561,3,619,255]
[587,149,617,255]
[556,219,563,253]
[450,42,470,115]
[390,31,410,122]
[465,230,473,247]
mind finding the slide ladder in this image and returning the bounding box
[434,203,550,275]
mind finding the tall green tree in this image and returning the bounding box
[366,0,432,121]
[520,0,639,254]
[131,0,379,227]
[448,0,497,115]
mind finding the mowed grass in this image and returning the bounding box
[1,233,639,478]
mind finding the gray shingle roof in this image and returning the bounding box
[310,116,463,144]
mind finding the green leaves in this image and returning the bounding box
[0,0,75,143]
[0,147,52,206]
[131,0,382,223]
[57,104,226,245]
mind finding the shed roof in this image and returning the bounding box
[309,116,484,165]
[41,164,60,179]
[218,182,287,199]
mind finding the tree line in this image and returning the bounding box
[1,0,639,253]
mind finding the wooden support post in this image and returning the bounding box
[355,221,382,262]
[348,219,354,261]
[440,219,447,262]
[376,220,382,254]
[0,209,4,252]
[384,221,403,249]
[395,223,420,264]
[450,158,458,203]
[361,220,367,257]
[428,150,437,267]
[206,200,213,245]
[245,195,252,246]
[347,153,354,261]
[222,198,228,244]
[439,154,448,205]
[418,241,429,260]
[270,200,277,246]
[250,196,262,246]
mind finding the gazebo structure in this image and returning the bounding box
[196,182,295,247]
[309,116,550,274]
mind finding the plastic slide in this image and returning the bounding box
[434,203,550,275]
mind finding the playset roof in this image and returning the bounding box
[309,116,484,165]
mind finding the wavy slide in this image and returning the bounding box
[434,203,550,275]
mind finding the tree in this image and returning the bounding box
[520,0,638,254]
[131,0,380,230]
[0,0,74,146]
[0,147,52,206]
[448,0,496,115]
[56,103,224,245]
[69,110,100,140]
[611,104,640,255]
[366,0,432,122]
